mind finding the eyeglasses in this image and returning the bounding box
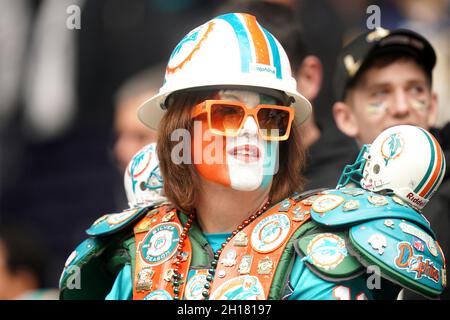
[191,100,295,141]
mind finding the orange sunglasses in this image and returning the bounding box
[191,100,295,141]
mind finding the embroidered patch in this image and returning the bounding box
[209,275,265,300]
[184,270,208,300]
[304,233,348,270]
[251,214,291,253]
[139,222,181,266]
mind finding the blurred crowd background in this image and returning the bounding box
[0,0,449,299]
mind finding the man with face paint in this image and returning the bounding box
[333,28,438,147]
[60,15,445,301]
[332,28,450,299]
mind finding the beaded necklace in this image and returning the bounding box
[171,200,271,300]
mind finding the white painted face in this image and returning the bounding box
[193,89,280,191]
[221,90,279,191]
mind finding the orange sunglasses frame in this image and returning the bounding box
[191,99,295,141]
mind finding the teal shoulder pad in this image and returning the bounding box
[309,188,435,238]
[295,231,365,282]
[86,200,166,237]
[348,218,446,298]
[59,237,112,299]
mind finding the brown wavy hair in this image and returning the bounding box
[156,90,306,214]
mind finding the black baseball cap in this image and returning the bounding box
[333,28,436,101]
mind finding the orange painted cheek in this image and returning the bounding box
[192,118,231,187]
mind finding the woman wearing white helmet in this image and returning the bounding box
[60,14,446,300]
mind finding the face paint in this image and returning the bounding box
[409,98,428,112]
[366,102,387,115]
[192,90,280,191]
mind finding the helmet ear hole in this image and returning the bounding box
[373,164,380,174]
[140,181,147,191]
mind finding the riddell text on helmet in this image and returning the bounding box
[406,192,426,208]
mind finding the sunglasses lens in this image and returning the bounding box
[211,104,245,134]
[257,108,291,137]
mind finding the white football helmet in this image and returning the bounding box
[124,143,165,207]
[361,125,446,211]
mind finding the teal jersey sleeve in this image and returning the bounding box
[105,264,133,300]
[288,256,373,300]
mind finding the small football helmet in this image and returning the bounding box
[124,143,165,207]
[361,125,445,210]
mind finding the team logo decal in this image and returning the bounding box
[395,242,440,283]
[312,195,345,213]
[143,290,173,300]
[209,275,265,300]
[185,270,208,300]
[381,132,404,166]
[414,240,425,252]
[127,145,154,193]
[399,222,438,257]
[166,21,215,74]
[106,208,138,225]
[139,222,181,265]
[251,214,291,253]
[304,233,348,270]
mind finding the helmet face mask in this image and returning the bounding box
[360,125,446,211]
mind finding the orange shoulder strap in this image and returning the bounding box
[132,206,192,300]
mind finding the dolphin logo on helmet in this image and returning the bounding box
[137,13,312,131]
[124,143,166,208]
[337,125,446,211]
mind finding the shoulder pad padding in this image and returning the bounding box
[86,200,166,237]
[348,218,446,298]
[59,237,102,290]
[309,188,435,238]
